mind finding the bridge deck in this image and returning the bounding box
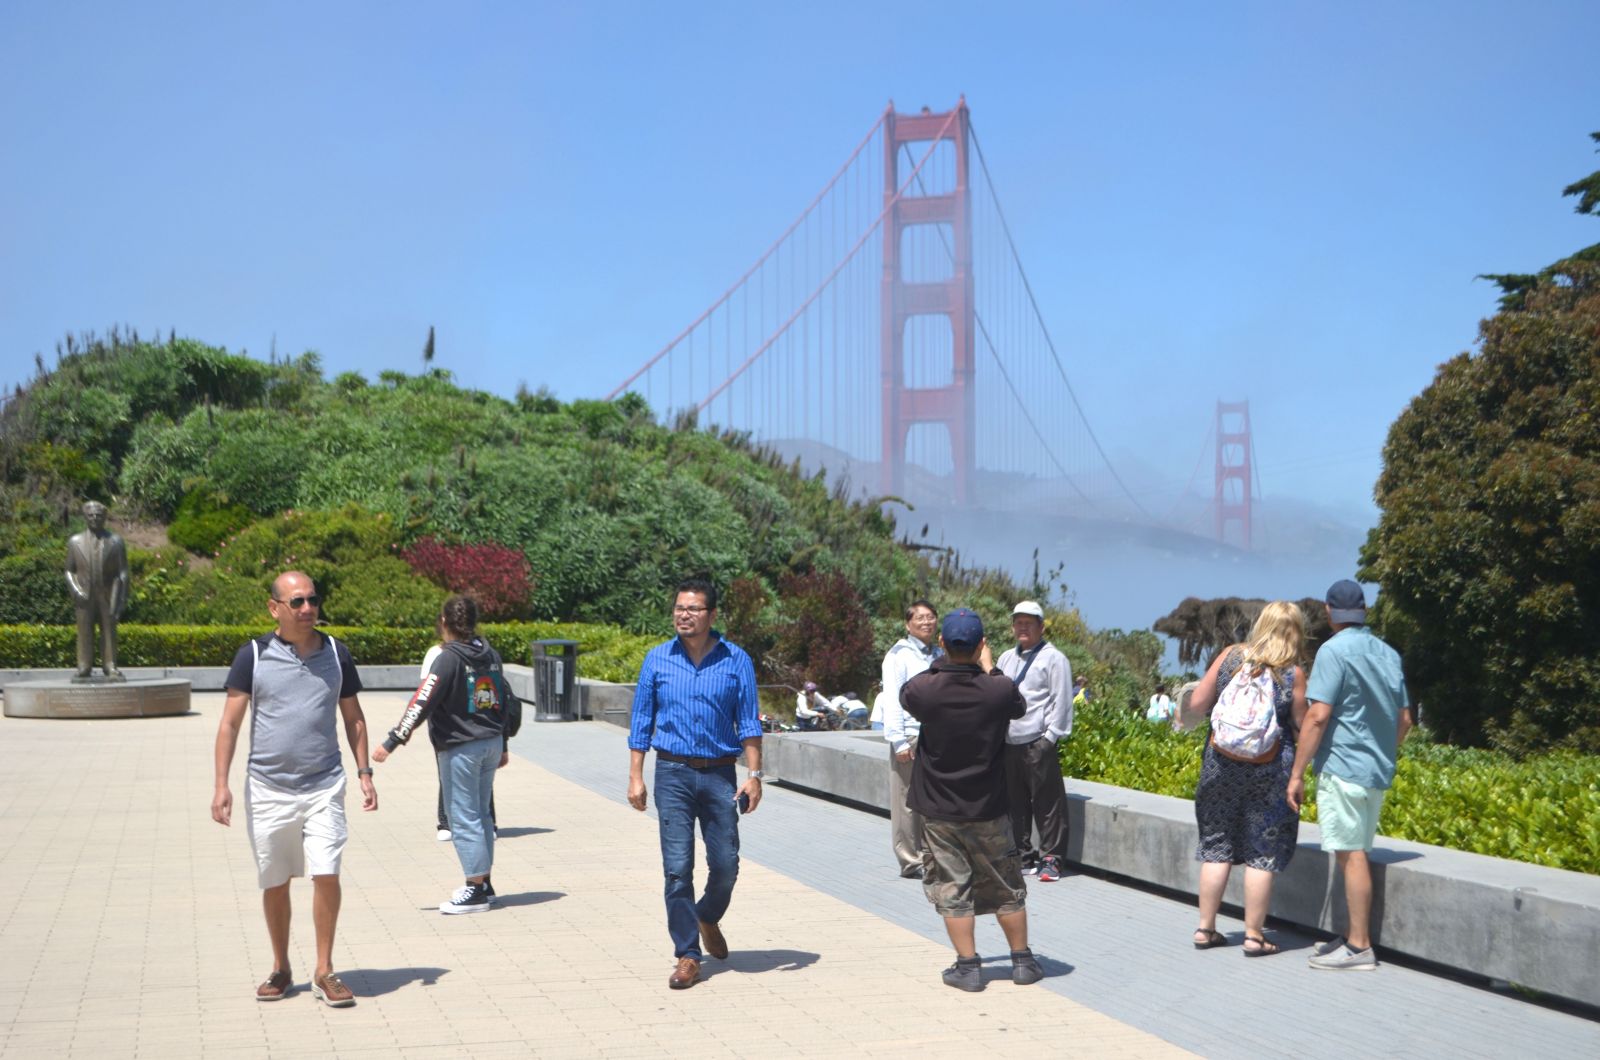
[0,691,1593,1058]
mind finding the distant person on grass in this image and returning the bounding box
[1289,580,1412,971]
[901,608,1043,992]
[374,594,513,915]
[1185,601,1308,956]
[211,571,377,1008]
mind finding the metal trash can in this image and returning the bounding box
[530,639,579,722]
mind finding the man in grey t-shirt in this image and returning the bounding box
[212,571,378,1007]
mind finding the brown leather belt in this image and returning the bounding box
[656,750,738,769]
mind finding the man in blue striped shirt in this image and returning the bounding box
[628,577,764,990]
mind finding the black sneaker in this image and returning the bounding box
[1037,856,1062,883]
[1011,948,1044,985]
[484,877,497,904]
[941,956,984,992]
[439,882,491,915]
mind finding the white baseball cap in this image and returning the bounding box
[1011,600,1045,620]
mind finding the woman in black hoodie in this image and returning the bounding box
[374,595,510,914]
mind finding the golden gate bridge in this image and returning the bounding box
[605,99,1258,549]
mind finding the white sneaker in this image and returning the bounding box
[436,829,452,841]
[1308,943,1377,971]
[1311,936,1347,957]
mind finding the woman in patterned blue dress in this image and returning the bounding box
[1185,601,1307,956]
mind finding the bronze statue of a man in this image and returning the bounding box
[65,500,129,681]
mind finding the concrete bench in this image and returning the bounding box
[761,729,1600,1009]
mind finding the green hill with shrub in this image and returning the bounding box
[0,331,1151,699]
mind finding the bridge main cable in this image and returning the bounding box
[969,124,1155,521]
[604,106,892,402]
[694,108,963,412]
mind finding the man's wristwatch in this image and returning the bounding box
[748,770,764,781]
[357,768,374,777]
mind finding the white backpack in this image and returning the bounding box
[1210,663,1282,762]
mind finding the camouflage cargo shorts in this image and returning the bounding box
[921,815,1027,918]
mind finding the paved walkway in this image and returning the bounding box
[0,692,1595,1058]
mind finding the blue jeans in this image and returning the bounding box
[655,759,740,960]
[438,736,500,878]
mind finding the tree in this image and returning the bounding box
[1480,131,1600,311]
[1152,596,1331,670]
[1361,133,1600,753]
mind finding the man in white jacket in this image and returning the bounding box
[997,601,1074,883]
[880,599,942,878]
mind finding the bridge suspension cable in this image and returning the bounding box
[968,125,1154,520]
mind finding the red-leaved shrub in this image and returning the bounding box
[774,570,875,695]
[402,537,534,620]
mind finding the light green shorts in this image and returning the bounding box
[1317,772,1387,851]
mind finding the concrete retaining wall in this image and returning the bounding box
[761,729,1600,1008]
[1,667,628,723]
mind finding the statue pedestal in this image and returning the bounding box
[2,677,192,719]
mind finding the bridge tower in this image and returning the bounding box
[1214,400,1253,550]
[880,100,974,502]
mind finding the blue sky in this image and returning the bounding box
[2,1,1597,522]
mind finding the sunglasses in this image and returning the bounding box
[277,594,322,610]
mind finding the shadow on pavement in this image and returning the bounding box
[974,953,1076,983]
[494,826,553,838]
[711,949,821,977]
[493,890,566,908]
[350,966,450,996]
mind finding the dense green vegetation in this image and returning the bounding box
[0,331,1166,702]
[1360,133,1600,755]
[1060,697,1600,875]
[0,622,656,684]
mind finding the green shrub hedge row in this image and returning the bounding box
[1059,698,1600,876]
[0,622,657,686]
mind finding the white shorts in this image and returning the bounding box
[245,773,348,888]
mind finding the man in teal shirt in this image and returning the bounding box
[1288,579,1412,971]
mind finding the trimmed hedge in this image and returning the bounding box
[1059,697,1600,876]
[0,621,657,685]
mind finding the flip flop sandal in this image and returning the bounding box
[1243,936,1281,957]
[1193,929,1228,949]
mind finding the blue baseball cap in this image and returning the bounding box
[1326,579,1367,624]
[941,608,985,649]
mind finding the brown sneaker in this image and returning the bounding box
[311,971,356,1008]
[668,956,701,990]
[698,919,729,960]
[256,968,292,1001]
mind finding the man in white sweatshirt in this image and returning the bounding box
[996,601,1074,882]
[880,599,942,878]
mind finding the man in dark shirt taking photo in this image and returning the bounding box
[901,608,1045,992]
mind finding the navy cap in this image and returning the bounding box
[941,608,985,649]
[1326,579,1367,624]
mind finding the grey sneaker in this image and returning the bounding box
[1311,936,1347,957]
[942,956,984,992]
[1011,949,1044,985]
[1308,943,1377,971]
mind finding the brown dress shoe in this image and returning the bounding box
[699,919,729,960]
[668,956,701,989]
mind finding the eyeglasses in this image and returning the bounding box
[672,605,709,615]
[276,594,322,610]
